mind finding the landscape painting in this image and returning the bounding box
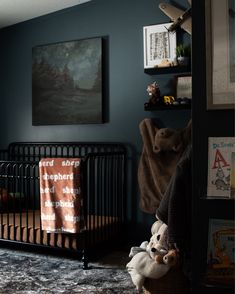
[32,37,103,125]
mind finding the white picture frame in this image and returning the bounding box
[143,23,177,69]
[205,0,235,109]
[207,137,235,198]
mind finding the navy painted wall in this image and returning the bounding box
[0,0,191,240]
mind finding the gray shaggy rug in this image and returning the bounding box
[0,247,136,294]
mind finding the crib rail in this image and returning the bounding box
[7,142,125,161]
[0,142,126,267]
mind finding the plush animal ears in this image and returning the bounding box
[151,220,163,235]
[151,220,167,235]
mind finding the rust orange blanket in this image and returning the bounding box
[39,158,84,233]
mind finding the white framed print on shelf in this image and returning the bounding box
[207,137,235,198]
[143,23,177,69]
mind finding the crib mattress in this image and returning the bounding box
[0,210,120,250]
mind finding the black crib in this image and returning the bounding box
[0,142,126,269]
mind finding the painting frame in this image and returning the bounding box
[205,0,235,110]
[143,23,177,69]
[32,37,103,125]
[175,75,192,99]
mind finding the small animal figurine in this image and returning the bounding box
[146,82,161,105]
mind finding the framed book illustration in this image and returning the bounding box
[207,137,235,198]
[206,218,235,286]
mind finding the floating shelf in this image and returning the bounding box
[144,65,191,75]
[144,104,191,111]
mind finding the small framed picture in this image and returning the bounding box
[176,75,192,99]
[207,137,235,198]
[206,218,235,286]
[143,23,177,69]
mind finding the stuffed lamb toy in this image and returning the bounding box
[126,220,177,292]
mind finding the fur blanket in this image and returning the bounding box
[138,118,191,214]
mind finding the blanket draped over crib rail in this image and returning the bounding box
[39,158,84,233]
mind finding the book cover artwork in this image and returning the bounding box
[207,137,235,197]
[206,218,235,286]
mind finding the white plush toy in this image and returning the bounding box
[146,221,168,260]
[126,220,178,292]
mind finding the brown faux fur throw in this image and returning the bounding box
[138,118,191,214]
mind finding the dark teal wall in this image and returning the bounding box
[0,0,191,239]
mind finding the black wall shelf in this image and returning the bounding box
[144,104,191,111]
[144,65,191,75]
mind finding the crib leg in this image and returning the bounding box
[82,249,89,270]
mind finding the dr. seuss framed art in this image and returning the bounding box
[32,37,103,125]
[205,0,235,110]
[143,23,177,69]
[207,137,235,198]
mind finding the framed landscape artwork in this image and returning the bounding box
[205,0,235,109]
[32,37,103,125]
